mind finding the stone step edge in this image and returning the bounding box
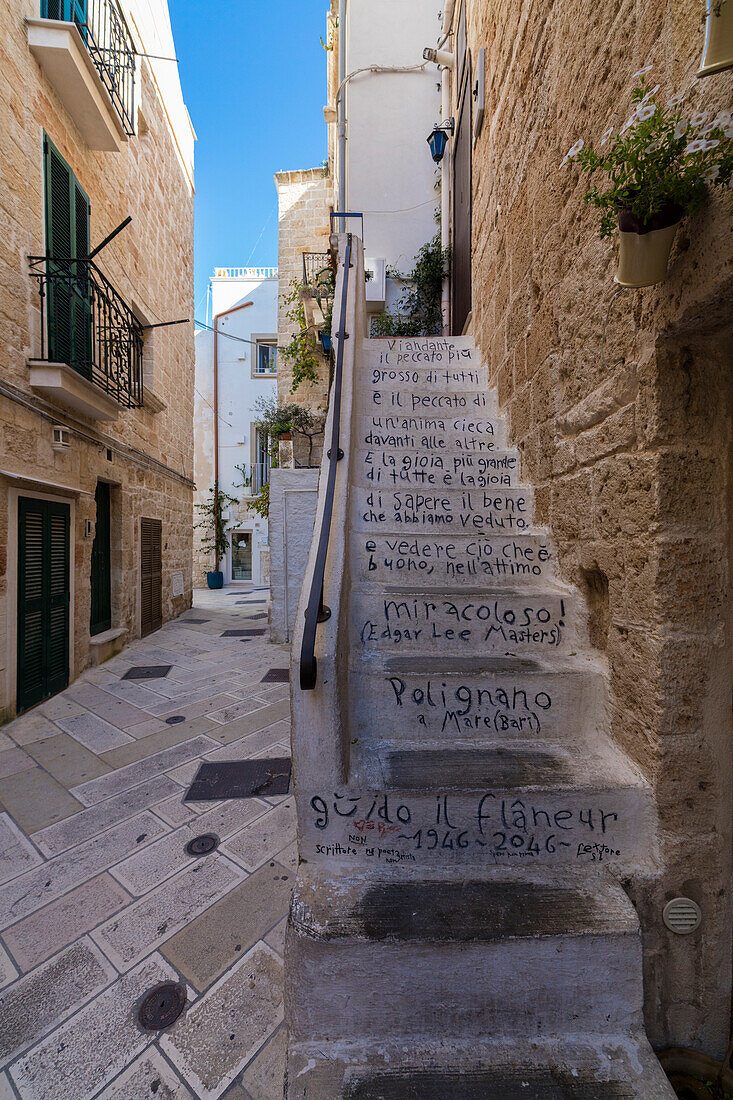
[285,1032,674,1096]
[352,580,575,597]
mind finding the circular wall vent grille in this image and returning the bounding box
[663,897,702,935]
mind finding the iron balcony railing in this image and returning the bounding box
[41,0,136,136]
[29,255,144,408]
[239,460,271,496]
[300,232,353,691]
[302,252,334,299]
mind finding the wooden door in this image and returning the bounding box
[90,482,111,636]
[141,518,162,637]
[17,498,70,712]
[452,57,473,335]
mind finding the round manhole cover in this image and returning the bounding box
[165,716,186,725]
[186,833,219,857]
[137,981,186,1031]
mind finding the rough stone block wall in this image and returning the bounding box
[466,0,732,1055]
[275,168,332,419]
[0,0,194,721]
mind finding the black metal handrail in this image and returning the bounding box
[300,233,353,691]
[41,0,136,136]
[330,212,364,241]
[29,255,144,408]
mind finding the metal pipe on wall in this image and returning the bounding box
[338,0,347,229]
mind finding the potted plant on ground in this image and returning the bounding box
[560,70,733,287]
[699,0,733,78]
[195,484,237,588]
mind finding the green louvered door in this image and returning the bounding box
[90,482,111,636]
[17,498,71,713]
[43,135,92,376]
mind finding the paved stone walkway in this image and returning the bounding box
[0,587,294,1100]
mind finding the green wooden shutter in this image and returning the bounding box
[141,518,162,637]
[90,482,111,636]
[43,135,91,373]
[17,499,70,712]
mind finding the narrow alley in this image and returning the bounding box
[0,589,293,1099]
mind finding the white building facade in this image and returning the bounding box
[327,0,444,309]
[194,268,278,587]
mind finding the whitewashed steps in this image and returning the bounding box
[362,390,495,418]
[359,413,507,452]
[286,865,647,1042]
[351,485,535,534]
[349,530,555,586]
[347,657,606,744]
[351,585,580,661]
[354,447,520,489]
[286,1034,675,1098]
[360,368,492,395]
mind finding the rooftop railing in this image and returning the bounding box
[29,255,144,408]
[213,267,279,279]
[41,0,136,136]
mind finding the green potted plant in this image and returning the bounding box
[698,0,733,78]
[561,70,733,287]
[194,484,237,589]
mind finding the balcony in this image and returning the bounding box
[239,460,271,497]
[29,256,144,420]
[28,0,135,151]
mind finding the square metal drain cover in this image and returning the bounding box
[183,618,210,624]
[248,613,268,621]
[261,668,289,683]
[122,665,172,681]
[184,757,292,800]
[221,629,265,637]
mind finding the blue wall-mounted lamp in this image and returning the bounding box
[427,118,455,163]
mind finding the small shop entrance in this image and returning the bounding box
[231,531,252,581]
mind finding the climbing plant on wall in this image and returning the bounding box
[370,234,449,338]
[279,280,323,392]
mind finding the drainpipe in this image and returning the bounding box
[212,299,253,572]
[338,0,347,229]
[439,0,455,334]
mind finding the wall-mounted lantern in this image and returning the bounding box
[427,118,455,163]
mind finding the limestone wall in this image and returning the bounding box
[275,168,332,415]
[0,0,194,720]
[463,0,732,1056]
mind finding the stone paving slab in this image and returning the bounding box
[3,874,131,972]
[96,1047,195,1099]
[72,736,219,806]
[0,946,18,991]
[0,587,291,1099]
[0,769,83,833]
[9,954,180,1100]
[161,944,283,1099]
[0,746,35,779]
[110,800,266,896]
[240,1025,287,1100]
[220,802,296,873]
[32,775,181,856]
[0,938,115,1069]
[24,732,113,786]
[55,713,134,753]
[161,862,294,992]
[92,855,244,971]
[0,813,43,885]
[0,813,168,930]
[206,701,291,747]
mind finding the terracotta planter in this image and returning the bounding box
[615,208,681,288]
[279,432,292,441]
[698,0,733,77]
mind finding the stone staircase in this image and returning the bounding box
[287,244,674,1097]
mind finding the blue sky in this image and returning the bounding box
[169,1,328,322]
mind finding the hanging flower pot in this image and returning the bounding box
[615,206,682,287]
[698,0,733,78]
[318,330,332,354]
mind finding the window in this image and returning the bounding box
[255,341,277,376]
[43,134,91,372]
[253,427,271,493]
